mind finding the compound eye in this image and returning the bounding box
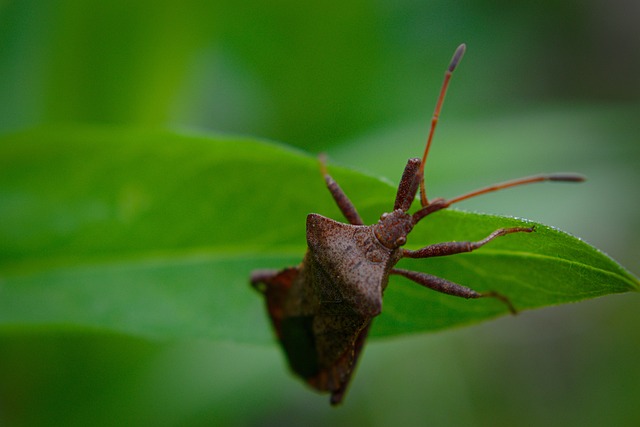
[395,236,406,246]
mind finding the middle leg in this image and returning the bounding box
[390,268,516,313]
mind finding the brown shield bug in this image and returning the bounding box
[251,44,584,405]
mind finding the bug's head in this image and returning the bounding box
[373,209,414,249]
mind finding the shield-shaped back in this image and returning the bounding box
[305,213,394,317]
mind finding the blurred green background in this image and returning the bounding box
[1,0,638,426]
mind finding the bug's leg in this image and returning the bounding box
[402,227,533,259]
[390,268,516,314]
[319,155,364,225]
[396,227,531,314]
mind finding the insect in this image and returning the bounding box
[250,44,584,405]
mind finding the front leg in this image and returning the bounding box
[319,155,364,226]
[403,227,533,259]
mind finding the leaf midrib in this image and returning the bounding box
[4,245,637,293]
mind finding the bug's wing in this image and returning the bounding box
[250,267,299,339]
[308,319,372,405]
[306,213,391,317]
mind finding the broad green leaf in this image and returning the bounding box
[0,127,637,343]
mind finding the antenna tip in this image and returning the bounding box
[548,173,586,182]
[448,43,467,72]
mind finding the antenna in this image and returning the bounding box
[412,173,586,223]
[419,43,466,207]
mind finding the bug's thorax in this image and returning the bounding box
[372,209,415,250]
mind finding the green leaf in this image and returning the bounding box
[0,126,637,343]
